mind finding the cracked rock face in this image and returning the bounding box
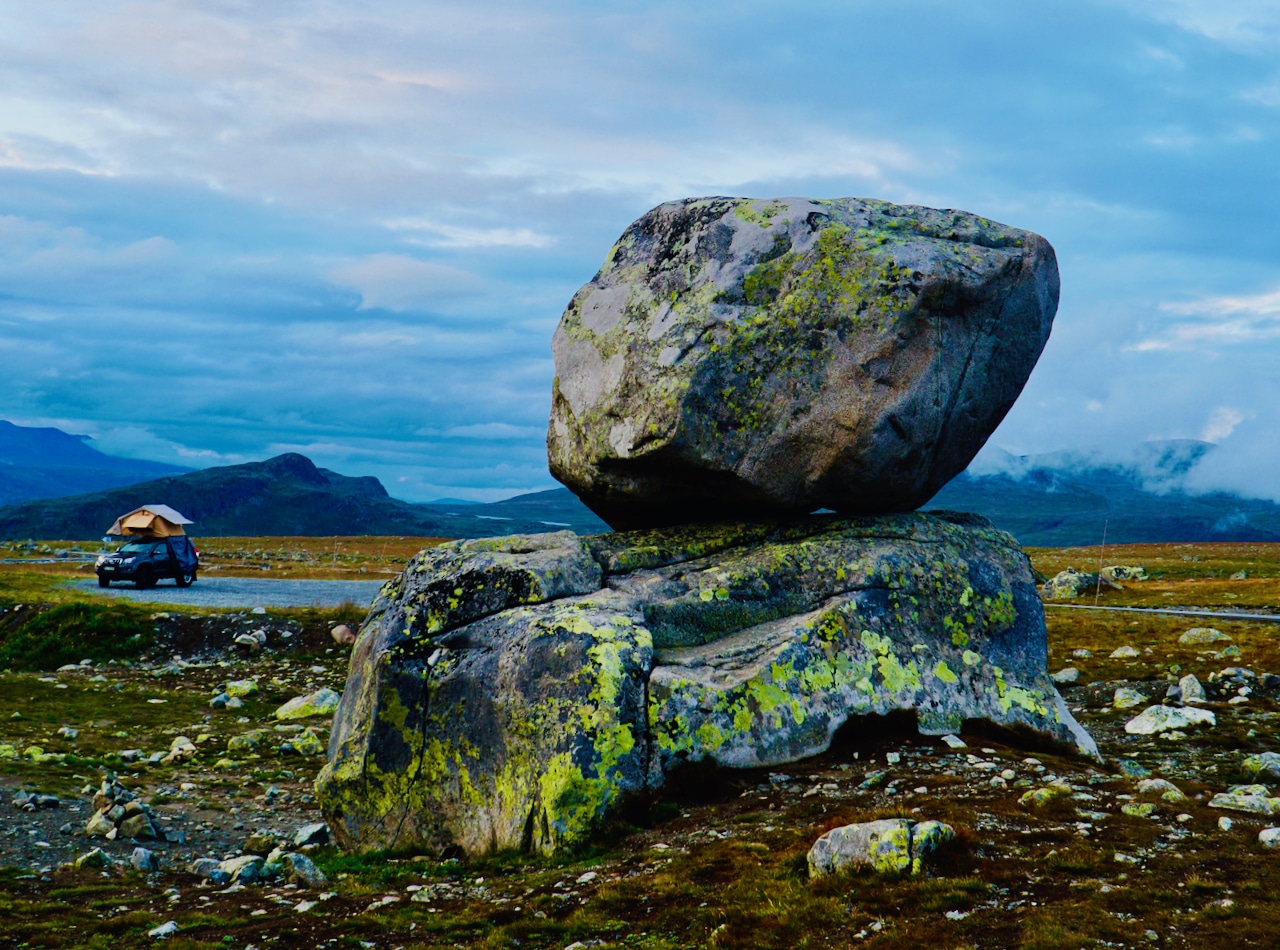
[547,196,1059,530]
[317,513,1096,858]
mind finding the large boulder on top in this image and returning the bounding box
[548,196,1059,529]
[317,513,1096,858]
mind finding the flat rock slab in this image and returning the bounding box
[548,196,1058,529]
[317,513,1096,858]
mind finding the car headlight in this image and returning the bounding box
[95,555,105,566]
[122,556,136,564]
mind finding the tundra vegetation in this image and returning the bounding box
[3,539,1280,948]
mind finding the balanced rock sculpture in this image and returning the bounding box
[548,197,1058,529]
[317,196,1089,860]
[317,514,1096,857]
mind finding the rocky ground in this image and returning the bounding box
[4,542,1280,948]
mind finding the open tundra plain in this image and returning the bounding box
[5,539,1280,948]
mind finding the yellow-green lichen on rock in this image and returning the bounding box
[547,196,1059,531]
[317,512,1096,860]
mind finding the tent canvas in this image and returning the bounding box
[106,504,194,538]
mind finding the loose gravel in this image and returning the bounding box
[65,577,385,609]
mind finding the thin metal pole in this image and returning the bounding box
[1094,519,1108,606]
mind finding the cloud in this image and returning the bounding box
[4,1,1280,504]
[1201,406,1248,442]
[1128,287,1280,351]
[383,218,555,249]
[328,255,482,311]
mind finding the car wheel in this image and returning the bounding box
[176,570,195,588]
[135,567,155,589]
[98,576,110,588]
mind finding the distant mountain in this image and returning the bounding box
[927,440,1280,546]
[0,421,191,505]
[4,428,1273,546]
[0,452,609,540]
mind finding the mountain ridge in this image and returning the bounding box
[0,451,608,540]
[0,420,191,506]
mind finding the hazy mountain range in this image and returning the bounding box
[0,421,190,506]
[2,421,1278,545]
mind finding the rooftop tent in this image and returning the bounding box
[106,504,194,538]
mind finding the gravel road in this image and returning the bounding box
[66,576,387,609]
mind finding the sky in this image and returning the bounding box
[3,1,1280,503]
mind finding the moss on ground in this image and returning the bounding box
[8,540,1280,946]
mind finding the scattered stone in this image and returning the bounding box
[1110,646,1140,659]
[225,679,258,698]
[11,791,60,810]
[1178,627,1231,645]
[1137,778,1186,802]
[293,822,330,848]
[807,818,954,877]
[1043,569,1120,600]
[1124,705,1216,736]
[1121,802,1157,818]
[1178,674,1207,705]
[1020,783,1072,808]
[189,857,231,885]
[278,851,327,887]
[243,831,278,855]
[547,196,1059,529]
[1101,566,1147,583]
[74,847,112,870]
[251,606,267,615]
[1259,828,1280,848]
[227,729,268,753]
[1219,816,1234,831]
[161,736,197,765]
[1051,667,1079,685]
[56,726,78,740]
[330,624,356,645]
[275,688,340,720]
[940,734,967,750]
[131,847,160,872]
[147,921,178,939]
[84,811,114,838]
[1113,688,1147,710]
[119,813,159,840]
[209,693,229,709]
[233,633,263,653]
[219,854,265,884]
[1231,570,1248,580]
[577,870,599,885]
[1243,752,1280,780]
[281,729,325,756]
[1072,649,1092,658]
[1209,785,1280,816]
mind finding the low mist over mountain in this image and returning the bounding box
[927,440,1280,546]
[3,424,1278,545]
[0,421,191,506]
[0,452,607,540]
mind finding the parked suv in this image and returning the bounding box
[96,536,199,589]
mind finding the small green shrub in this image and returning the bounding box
[0,602,154,670]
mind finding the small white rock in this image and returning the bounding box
[1259,828,1280,848]
[1219,816,1234,831]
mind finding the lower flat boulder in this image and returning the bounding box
[317,512,1096,857]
